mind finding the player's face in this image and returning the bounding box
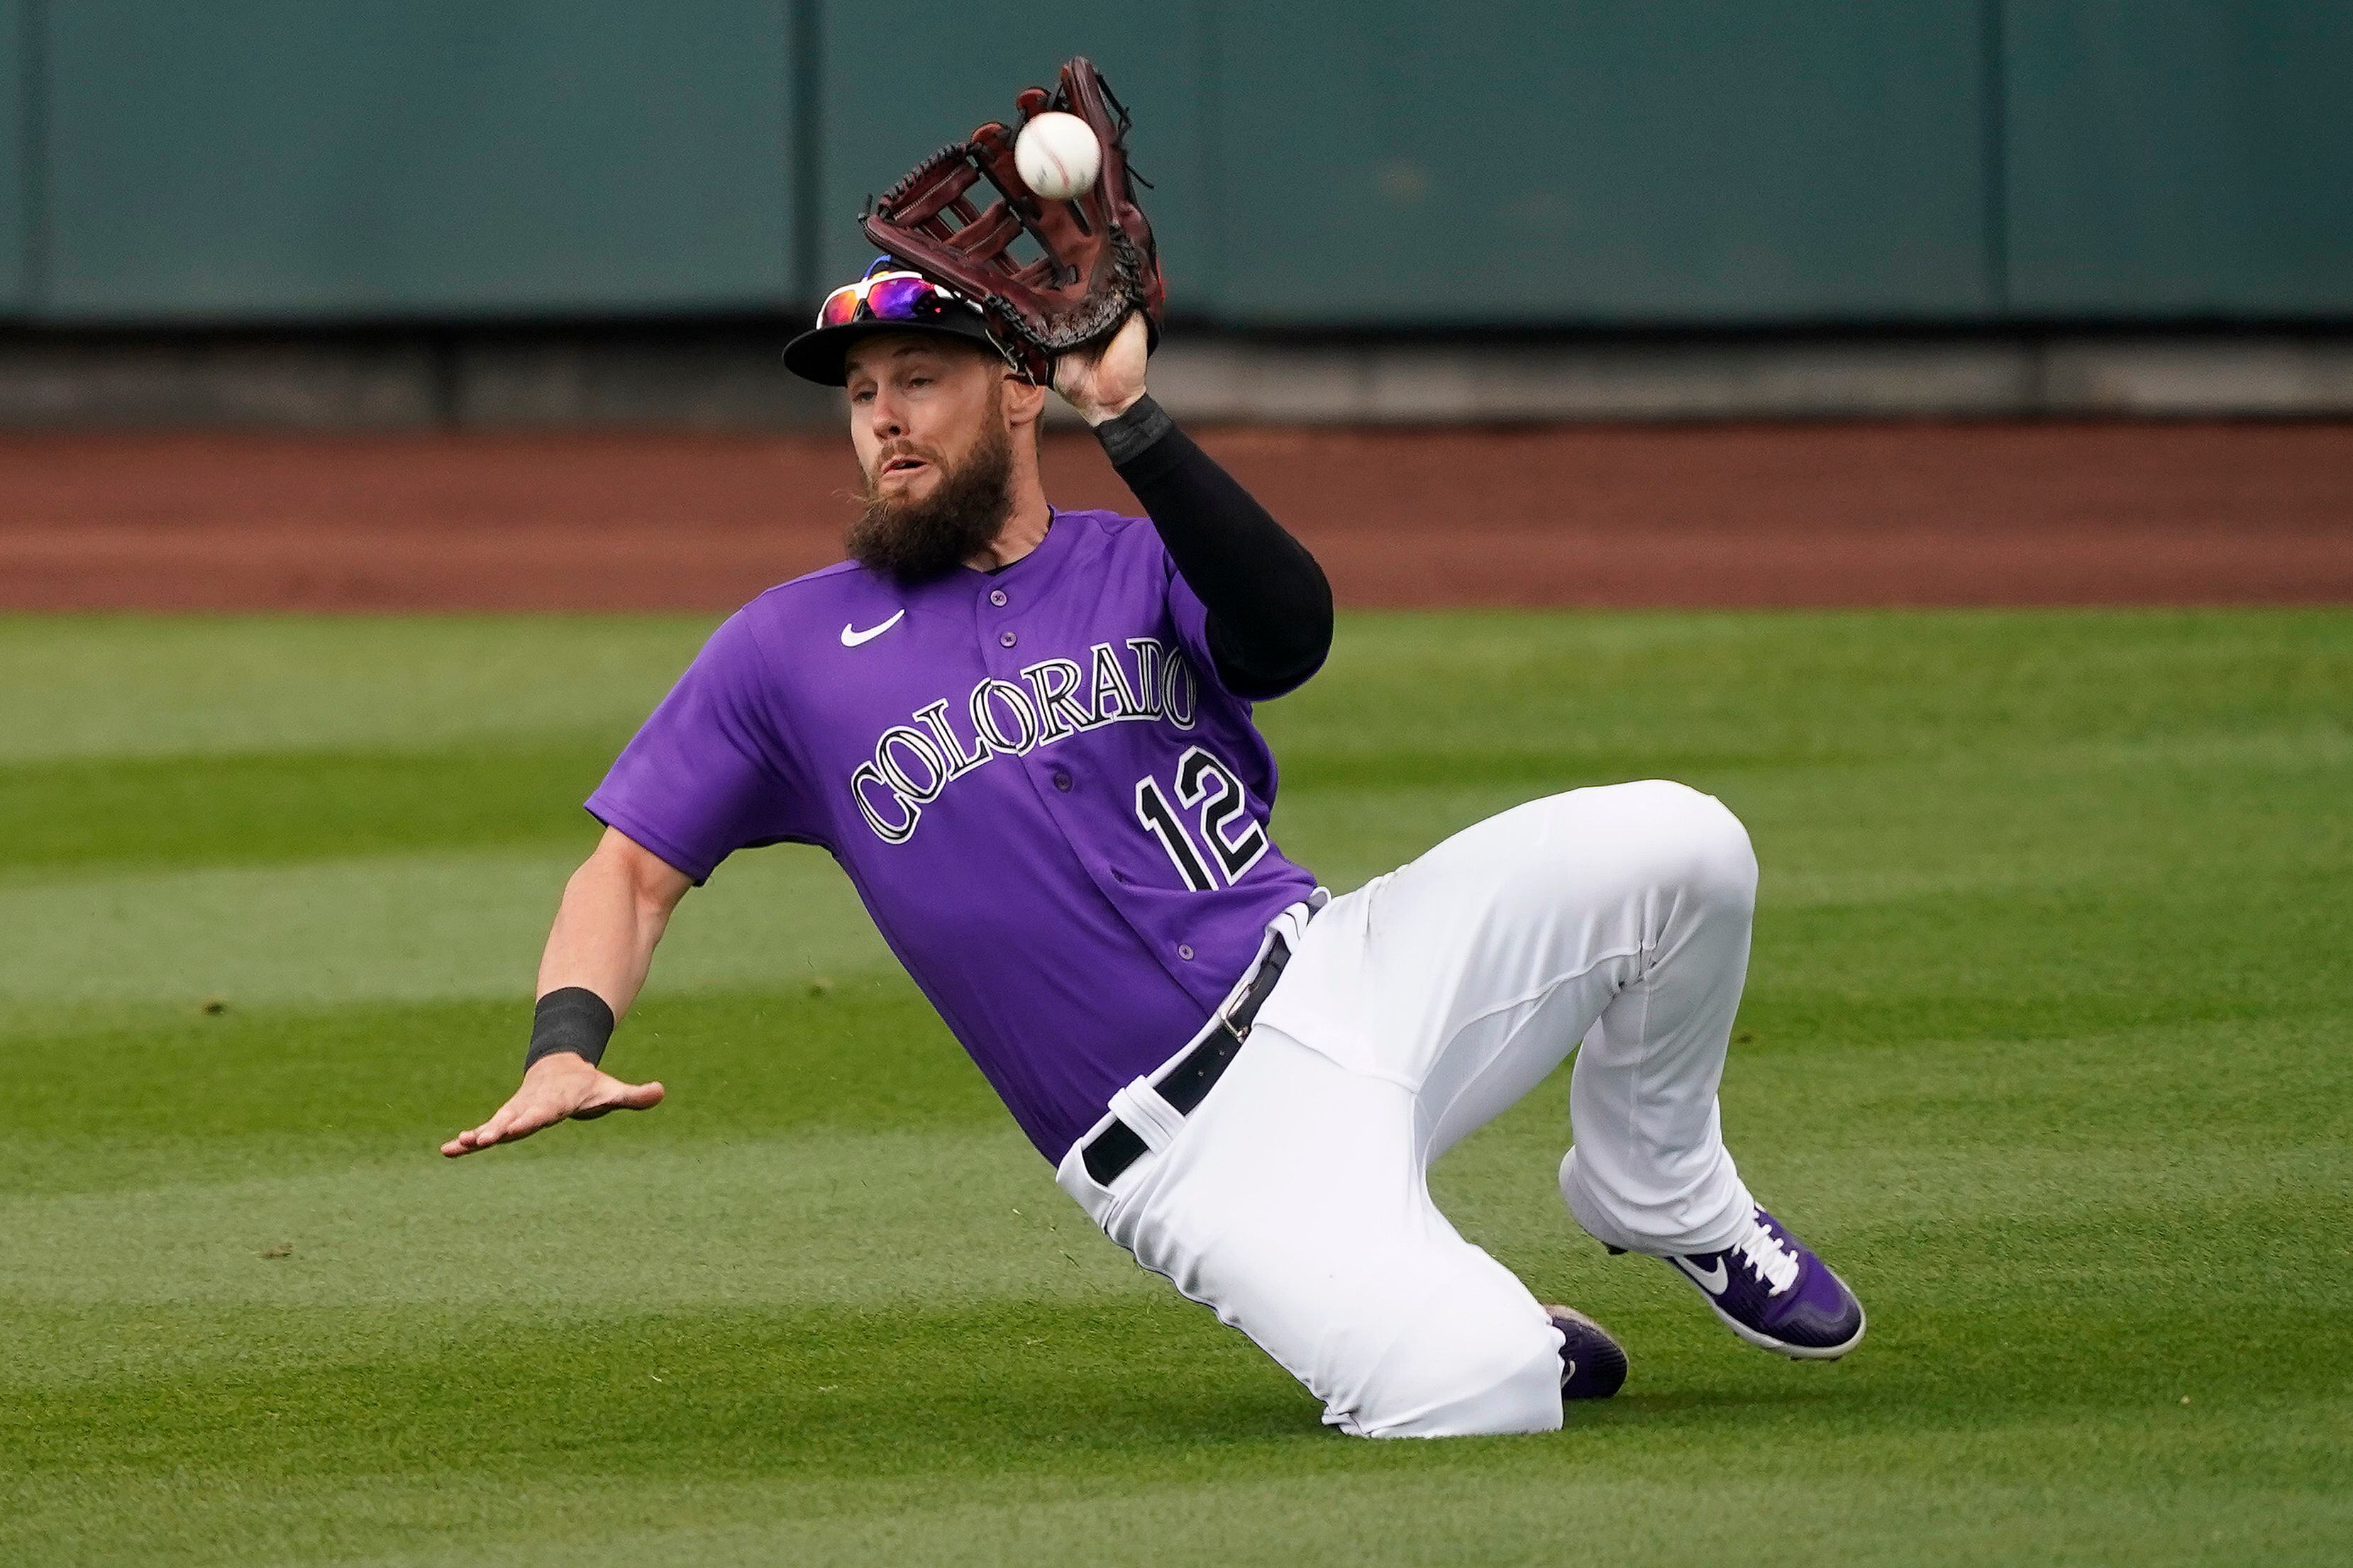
[842,334,1025,582]
[843,336,1007,504]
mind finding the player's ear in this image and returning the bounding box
[1000,367,1047,432]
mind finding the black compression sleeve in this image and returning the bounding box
[1096,395,1334,699]
[524,986,616,1072]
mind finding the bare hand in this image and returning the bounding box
[1052,313,1150,426]
[440,1054,665,1157]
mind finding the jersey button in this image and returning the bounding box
[989,589,1007,607]
[999,630,1017,647]
[1177,944,1195,961]
[1051,769,1073,791]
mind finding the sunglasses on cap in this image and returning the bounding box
[814,269,972,329]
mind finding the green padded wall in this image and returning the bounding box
[10,3,2350,328]
[39,1,796,321]
[1208,1,1996,324]
[2004,1,2353,316]
[816,9,1209,306]
[0,0,26,313]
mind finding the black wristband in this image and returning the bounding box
[1093,394,1174,466]
[524,986,616,1072]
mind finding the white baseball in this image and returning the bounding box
[1014,111,1102,201]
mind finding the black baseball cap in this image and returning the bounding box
[783,257,1007,387]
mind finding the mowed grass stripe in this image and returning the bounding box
[5,1291,2346,1566]
[10,860,2343,1149]
[0,842,895,1011]
[11,1285,2341,1477]
[4,981,998,1195]
[6,1023,2340,1322]
[2,794,2333,1018]
[4,716,2342,882]
[0,743,617,876]
[9,1459,2350,1568]
[0,615,712,764]
[9,606,2343,764]
[0,1128,1112,1323]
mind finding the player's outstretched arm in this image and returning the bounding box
[1055,315,1334,700]
[441,828,692,1157]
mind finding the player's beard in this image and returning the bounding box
[848,414,1016,584]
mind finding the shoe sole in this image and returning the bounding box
[1610,1244,1868,1361]
[1697,1292,1867,1361]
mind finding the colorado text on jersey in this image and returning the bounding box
[851,635,1199,843]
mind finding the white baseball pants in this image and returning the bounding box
[1055,780,1761,1438]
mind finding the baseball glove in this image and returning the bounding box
[859,57,1164,384]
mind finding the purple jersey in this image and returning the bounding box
[587,507,1319,1159]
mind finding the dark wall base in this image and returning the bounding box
[1,323,2349,429]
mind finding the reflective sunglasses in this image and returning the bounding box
[815,269,968,328]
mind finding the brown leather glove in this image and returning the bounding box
[860,57,1166,384]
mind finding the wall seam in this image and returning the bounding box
[21,0,46,313]
[1197,0,1221,312]
[1979,0,2010,318]
[789,0,822,308]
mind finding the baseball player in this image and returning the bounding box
[443,269,1865,1437]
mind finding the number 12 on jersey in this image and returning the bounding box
[1134,745,1271,891]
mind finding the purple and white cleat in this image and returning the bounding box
[1541,1303,1629,1400]
[1648,1206,1865,1360]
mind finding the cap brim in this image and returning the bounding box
[782,313,1003,387]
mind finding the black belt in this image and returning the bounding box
[1080,933,1293,1186]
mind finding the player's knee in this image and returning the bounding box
[1611,779,1756,911]
[1348,1318,1565,1439]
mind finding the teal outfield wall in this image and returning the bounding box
[1,1,2347,328]
[14,1,795,321]
[2004,1,2353,316]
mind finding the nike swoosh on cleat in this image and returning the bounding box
[840,611,906,647]
[1672,1255,1732,1295]
[1561,1360,1576,1382]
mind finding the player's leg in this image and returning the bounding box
[1251,778,1861,1357]
[1253,779,1749,1206]
[1540,790,1865,1359]
[1059,1025,1580,1438]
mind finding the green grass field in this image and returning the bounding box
[5,609,2349,1567]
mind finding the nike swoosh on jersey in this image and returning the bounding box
[840,611,907,647]
[1672,1255,1732,1295]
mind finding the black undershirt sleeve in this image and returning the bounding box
[1095,394,1334,700]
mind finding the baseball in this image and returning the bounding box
[1015,111,1101,201]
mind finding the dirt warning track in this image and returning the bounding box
[1,421,2347,611]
